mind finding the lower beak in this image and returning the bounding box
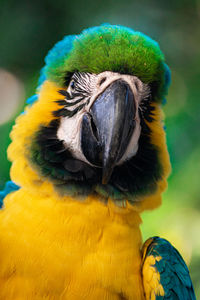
[81,80,136,184]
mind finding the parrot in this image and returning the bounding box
[0,24,196,299]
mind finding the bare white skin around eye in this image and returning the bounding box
[57,71,150,166]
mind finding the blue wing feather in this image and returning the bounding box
[0,181,20,208]
[142,236,196,299]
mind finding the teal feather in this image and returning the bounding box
[144,236,196,299]
[26,94,38,105]
[38,34,76,87]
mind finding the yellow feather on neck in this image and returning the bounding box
[0,188,145,299]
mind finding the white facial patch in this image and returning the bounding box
[57,71,150,166]
[57,110,88,163]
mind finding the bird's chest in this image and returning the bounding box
[0,193,145,299]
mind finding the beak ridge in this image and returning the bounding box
[81,80,136,184]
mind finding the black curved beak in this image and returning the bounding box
[81,80,136,184]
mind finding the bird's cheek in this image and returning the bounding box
[56,113,87,163]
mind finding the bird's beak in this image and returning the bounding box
[81,80,136,184]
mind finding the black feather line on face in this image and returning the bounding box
[58,90,72,99]
[29,91,163,201]
[53,103,85,118]
[64,98,85,107]
[55,100,68,106]
[55,80,90,118]
[55,97,85,108]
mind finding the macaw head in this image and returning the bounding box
[8,25,171,209]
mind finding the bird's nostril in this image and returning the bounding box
[99,77,106,86]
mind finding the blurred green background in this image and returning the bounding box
[0,0,199,296]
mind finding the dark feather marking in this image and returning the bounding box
[55,100,67,106]
[64,98,85,107]
[44,140,64,147]
[72,89,89,96]
[58,90,72,99]
[71,92,83,97]
[55,97,86,107]
[53,103,85,118]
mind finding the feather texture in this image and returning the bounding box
[142,237,196,299]
[0,190,145,299]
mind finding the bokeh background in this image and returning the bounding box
[0,0,199,296]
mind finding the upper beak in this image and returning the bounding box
[81,80,136,184]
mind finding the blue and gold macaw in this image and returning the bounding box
[0,25,196,299]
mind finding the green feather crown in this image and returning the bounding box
[39,24,170,103]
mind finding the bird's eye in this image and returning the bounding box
[70,80,75,90]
